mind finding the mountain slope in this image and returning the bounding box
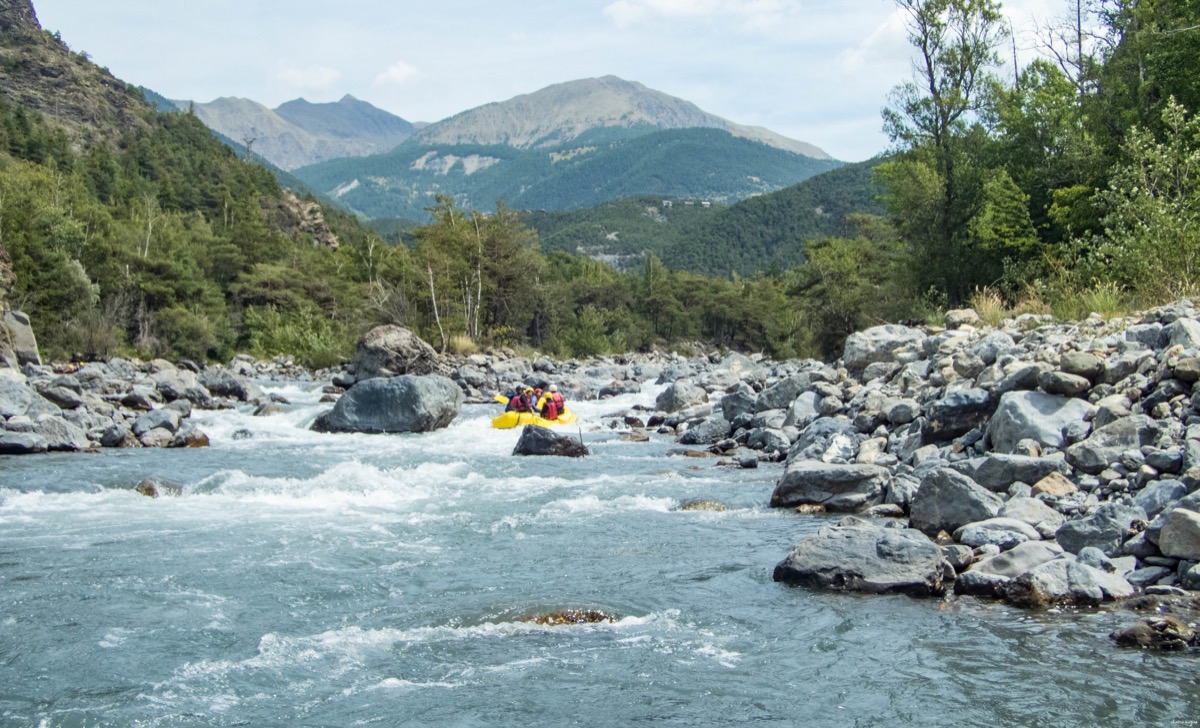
[185,95,416,170]
[522,159,886,276]
[412,75,831,159]
[294,126,840,221]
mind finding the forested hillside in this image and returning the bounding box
[521,160,884,276]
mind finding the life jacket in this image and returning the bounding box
[549,392,565,419]
[542,392,565,420]
[507,392,531,412]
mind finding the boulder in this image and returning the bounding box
[679,416,730,446]
[0,431,47,454]
[33,415,90,451]
[783,391,822,429]
[0,376,33,417]
[655,380,707,413]
[909,467,1004,536]
[199,368,264,402]
[773,517,948,597]
[770,461,889,512]
[922,388,993,443]
[152,368,211,405]
[1059,351,1104,381]
[720,382,758,421]
[1133,480,1189,520]
[756,375,808,412]
[842,325,925,374]
[312,375,462,434]
[132,408,182,437]
[999,496,1067,533]
[985,391,1090,454]
[1111,617,1197,650]
[1158,509,1200,561]
[2,310,40,366]
[1055,502,1148,556]
[949,454,1069,493]
[1065,415,1163,474]
[348,325,444,380]
[970,540,1065,578]
[513,425,589,458]
[1003,555,1135,607]
[953,518,1042,550]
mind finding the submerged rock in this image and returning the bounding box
[134,477,183,498]
[1110,617,1197,650]
[525,609,616,626]
[678,499,728,512]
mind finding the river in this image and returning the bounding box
[1,379,1196,726]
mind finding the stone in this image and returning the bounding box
[199,368,264,402]
[1167,318,1200,349]
[970,540,1065,578]
[312,375,463,434]
[135,477,183,498]
[0,431,47,454]
[1004,556,1135,607]
[1055,502,1148,556]
[884,398,921,426]
[132,408,182,437]
[773,518,948,597]
[513,425,589,457]
[1158,509,1200,561]
[1031,472,1077,497]
[1111,617,1196,650]
[33,415,90,451]
[985,391,1090,454]
[770,461,890,513]
[2,310,40,366]
[944,308,981,329]
[679,416,730,446]
[783,391,822,429]
[0,376,33,417]
[922,388,992,443]
[1037,371,1092,397]
[999,497,1067,532]
[1065,415,1163,474]
[720,382,758,421]
[1133,479,1189,520]
[842,325,925,374]
[755,375,807,412]
[677,499,728,512]
[950,454,1069,493]
[953,518,1042,550]
[655,380,708,413]
[1059,351,1104,381]
[348,325,444,380]
[909,467,1004,537]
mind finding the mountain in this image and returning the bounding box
[296,125,841,221]
[292,76,837,221]
[521,159,886,276]
[412,75,831,159]
[181,95,417,170]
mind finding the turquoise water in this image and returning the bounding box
[1,382,1196,727]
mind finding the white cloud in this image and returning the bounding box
[274,63,342,91]
[373,60,421,87]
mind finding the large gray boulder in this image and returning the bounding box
[1055,502,1148,556]
[770,461,889,512]
[679,415,730,445]
[985,391,1091,453]
[953,517,1042,550]
[842,325,925,374]
[313,375,462,434]
[921,388,993,443]
[655,380,707,413]
[348,325,444,380]
[909,467,1004,536]
[0,376,33,417]
[1065,415,1163,474]
[949,454,1069,493]
[773,517,948,597]
[199,368,264,402]
[756,375,808,412]
[2,310,41,366]
[0,431,47,454]
[152,368,212,405]
[970,540,1065,578]
[33,415,90,451]
[1158,509,1200,561]
[1003,555,1135,607]
[999,496,1067,533]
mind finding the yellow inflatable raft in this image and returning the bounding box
[491,407,577,430]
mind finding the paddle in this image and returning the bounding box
[493,394,509,405]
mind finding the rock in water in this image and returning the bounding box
[513,425,589,457]
[525,609,616,625]
[773,517,948,597]
[1111,617,1196,650]
[312,375,463,434]
[348,325,444,380]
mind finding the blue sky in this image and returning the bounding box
[33,0,1061,161]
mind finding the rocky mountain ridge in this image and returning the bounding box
[411,75,830,159]
[181,94,419,170]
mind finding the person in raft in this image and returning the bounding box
[537,384,566,420]
[506,386,536,413]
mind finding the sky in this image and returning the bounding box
[32,0,1064,162]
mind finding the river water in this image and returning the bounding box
[1,380,1197,727]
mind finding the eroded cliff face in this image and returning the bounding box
[0,0,39,34]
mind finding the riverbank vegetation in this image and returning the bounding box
[0,0,1196,367]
